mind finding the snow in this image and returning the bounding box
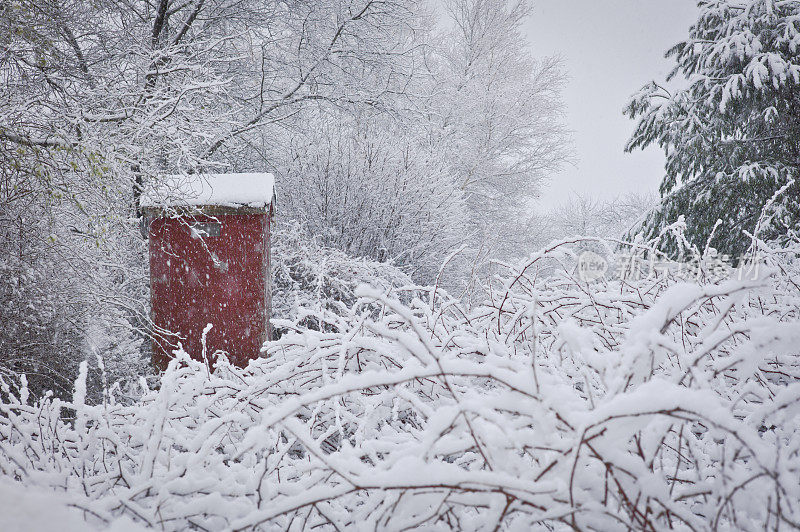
[0,481,87,532]
[0,479,146,532]
[140,173,275,209]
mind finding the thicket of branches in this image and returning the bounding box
[270,221,415,334]
[0,231,797,530]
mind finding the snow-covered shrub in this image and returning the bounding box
[273,111,470,285]
[0,168,88,399]
[0,175,151,403]
[271,221,416,333]
[0,247,84,399]
[0,237,797,530]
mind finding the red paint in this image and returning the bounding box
[149,213,270,369]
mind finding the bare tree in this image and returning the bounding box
[432,0,571,258]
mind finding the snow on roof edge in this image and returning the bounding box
[140,173,275,210]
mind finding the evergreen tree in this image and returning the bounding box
[625,0,800,259]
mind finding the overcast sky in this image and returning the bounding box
[526,0,699,208]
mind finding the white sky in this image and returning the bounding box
[526,0,699,208]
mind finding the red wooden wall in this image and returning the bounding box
[149,213,270,369]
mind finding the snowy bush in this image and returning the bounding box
[271,222,416,334]
[0,236,798,530]
[273,112,469,285]
[0,249,84,398]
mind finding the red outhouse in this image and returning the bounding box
[141,173,275,369]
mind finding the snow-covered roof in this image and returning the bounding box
[140,173,275,210]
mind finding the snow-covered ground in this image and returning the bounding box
[0,480,147,532]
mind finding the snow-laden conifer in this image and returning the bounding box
[625,0,800,258]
